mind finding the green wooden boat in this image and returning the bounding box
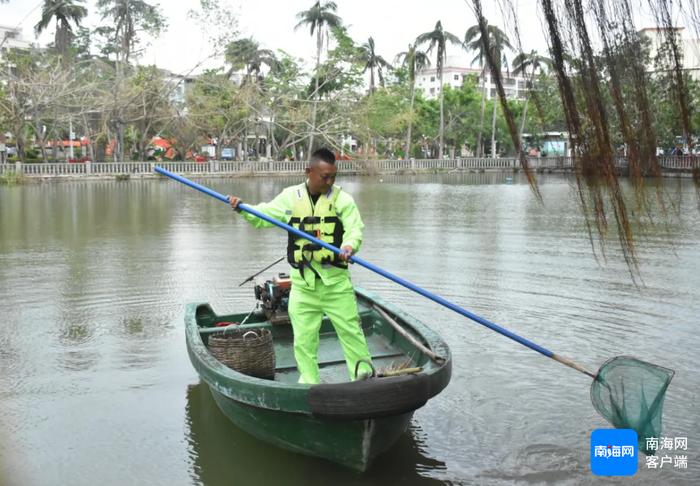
[185,286,451,472]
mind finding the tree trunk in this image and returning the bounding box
[438,69,444,159]
[307,30,322,158]
[518,96,529,148]
[51,114,59,162]
[52,139,58,163]
[114,53,124,162]
[83,116,96,162]
[31,116,47,162]
[490,95,498,157]
[16,131,25,161]
[476,68,487,157]
[116,121,125,162]
[266,118,272,159]
[137,122,148,161]
[39,139,48,163]
[243,125,248,161]
[405,82,416,159]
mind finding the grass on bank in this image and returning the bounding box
[0,171,26,185]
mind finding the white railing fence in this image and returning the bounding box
[1,156,698,177]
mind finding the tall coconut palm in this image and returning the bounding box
[464,20,512,157]
[395,44,430,159]
[512,50,552,146]
[225,37,279,82]
[34,0,88,58]
[415,21,460,159]
[294,0,342,156]
[358,37,392,93]
[225,37,279,160]
[97,0,164,64]
[97,0,164,162]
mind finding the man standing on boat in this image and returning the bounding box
[228,148,373,385]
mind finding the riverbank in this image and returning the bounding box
[1,156,698,182]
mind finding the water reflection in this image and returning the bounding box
[184,383,447,485]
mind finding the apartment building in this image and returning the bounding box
[640,27,700,80]
[416,55,530,100]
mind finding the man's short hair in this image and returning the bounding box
[310,148,336,166]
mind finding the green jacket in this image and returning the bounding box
[240,182,364,288]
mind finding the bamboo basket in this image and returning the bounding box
[208,328,275,380]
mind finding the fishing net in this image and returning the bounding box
[590,356,674,455]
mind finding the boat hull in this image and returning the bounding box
[185,287,451,471]
[209,387,413,472]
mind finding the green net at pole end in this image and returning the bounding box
[590,356,674,455]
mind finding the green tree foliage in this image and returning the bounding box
[357,37,392,93]
[262,51,308,159]
[512,50,551,143]
[415,21,461,159]
[187,71,248,158]
[225,38,279,81]
[464,19,512,157]
[523,73,566,137]
[0,49,89,161]
[3,0,700,167]
[351,84,409,158]
[34,0,88,58]
[126,66,174,160]
[96,0,165,63]
[300,26,364,153]
[441,79,482,155]
[395,45,430,158]
[294,0,343,155]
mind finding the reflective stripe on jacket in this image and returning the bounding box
[239,181,364,287]
[287,184,347,270]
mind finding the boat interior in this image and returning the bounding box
[195,296,437,384]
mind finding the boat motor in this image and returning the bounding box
[254,273,291,324]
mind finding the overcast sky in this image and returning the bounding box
[0,0,681,76]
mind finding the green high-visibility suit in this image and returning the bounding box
[240,182,373,384]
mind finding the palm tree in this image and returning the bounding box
[97,0,164,162]
[225,37,279,82]
[294,0,342,156]
[97,0,164,64]
[512,50,552,146]
[464,20,512,157]
[358,37,392,93]
[34,0,88,57]
[395,44,430,159]
[415,21,460,159]
[224,37,279,160]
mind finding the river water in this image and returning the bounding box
[1,173,698,485]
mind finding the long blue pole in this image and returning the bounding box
[155,166,598,375]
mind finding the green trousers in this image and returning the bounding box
[288,276,373,384]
